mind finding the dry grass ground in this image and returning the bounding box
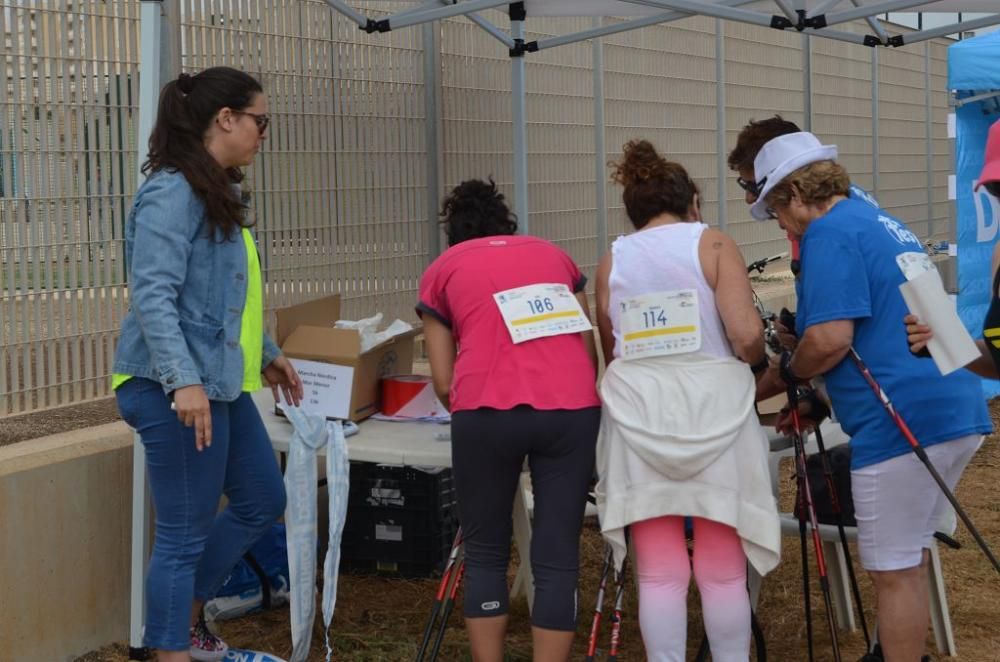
[73,401,1000,662]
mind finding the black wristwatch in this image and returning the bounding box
[779,350,803,385]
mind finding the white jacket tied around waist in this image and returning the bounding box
[596,352,781,575]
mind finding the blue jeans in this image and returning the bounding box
[117,378,286,651]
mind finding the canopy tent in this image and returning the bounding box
[950,29,1000,395]
[332,1,1000,47]
[317,0,1000,232]
[131,0,998,652]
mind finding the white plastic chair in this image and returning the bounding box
[749,420,956,656]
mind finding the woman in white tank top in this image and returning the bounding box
[594,140,781,662]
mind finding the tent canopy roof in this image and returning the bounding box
[328,1,999,50]
[524,1,999,16]
[949,29,1000,93]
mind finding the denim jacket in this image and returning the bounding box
[113,169,281,401]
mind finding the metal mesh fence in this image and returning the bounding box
[0,2,959,416]
[1,0,139,414]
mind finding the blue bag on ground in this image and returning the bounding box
[205,523,291,621]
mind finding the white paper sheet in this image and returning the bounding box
[899,269,980,376]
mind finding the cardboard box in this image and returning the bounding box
[275,295,420,422]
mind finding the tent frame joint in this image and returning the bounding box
[802,11,827,30]
[888,34,905,47]
[863,34,883,47]
[509,1,526,22]
[363,18,386,33]
[510,38,539,57]
[771,9,827,32]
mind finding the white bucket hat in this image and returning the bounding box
[750,132,839,221]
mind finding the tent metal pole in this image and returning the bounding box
[803,33,812,132]
[807,0,842,19]
[384,0,512,32]
[423,21,442,258]
[394,0,448,21]
[419,0,516,48]
[716,18,728,232]
[955,90,1000,109]
[851,0,889,43]
[467,13,516,48]
[616,0,871,45]
[593,17,608,255]
[892,14,1000,47]
[323,0,369,28]
[133,4,179,653]
[925,43,934,240]
[772,0,798,21]
[823,0,933,29]
[512,17,529,234]
[872,47,880,201]
[617,0,775,29]
[533,0,760,52]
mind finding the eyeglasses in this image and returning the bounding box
[737,177,761,197]
[234,110,270,134]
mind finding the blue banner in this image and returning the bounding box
[956,107,1000,396]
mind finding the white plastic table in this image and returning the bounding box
[128,389,535,654]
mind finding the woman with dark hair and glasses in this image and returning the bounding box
[908,118,1000,377]
[418,179,600,662]
[112,67,302,662]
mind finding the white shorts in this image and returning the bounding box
[851,434,983,572]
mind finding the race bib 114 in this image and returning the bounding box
[619,289,701,360]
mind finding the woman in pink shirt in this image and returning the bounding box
[418,179,600,662]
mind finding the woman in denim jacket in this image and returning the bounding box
[113,67,303,662]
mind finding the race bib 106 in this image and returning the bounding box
[493,283,592,344]
[619,289,701,360]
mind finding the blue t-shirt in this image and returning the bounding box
[796,198,992,470]
[848,184,878,208]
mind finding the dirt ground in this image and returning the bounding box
[0,396,120,446]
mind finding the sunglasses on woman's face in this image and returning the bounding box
[235,110,270,135]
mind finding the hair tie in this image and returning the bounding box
[177,72,195,94]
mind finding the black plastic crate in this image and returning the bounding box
[341,462,459,578]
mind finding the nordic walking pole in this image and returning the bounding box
[812,422,872,648]
[788,385,843,662]
[606,553,629,662]
[415,528,463,662]
[428,559,465,662]
[585,545,614,662]
[849,348,1000,574]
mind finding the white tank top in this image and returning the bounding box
[609,222,733,360]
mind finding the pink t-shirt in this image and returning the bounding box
[417,235,600,413]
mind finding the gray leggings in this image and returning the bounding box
[451,405,600,631]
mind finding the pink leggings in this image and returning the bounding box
[631,516,750,662]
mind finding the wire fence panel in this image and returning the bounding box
[813,21,876,200]
[179,0,430,326]
[0,0,138,416]
[723,19,806,263]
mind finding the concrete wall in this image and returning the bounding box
[0,423,134,661]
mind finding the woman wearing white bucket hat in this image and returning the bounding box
[753,132,991,662]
